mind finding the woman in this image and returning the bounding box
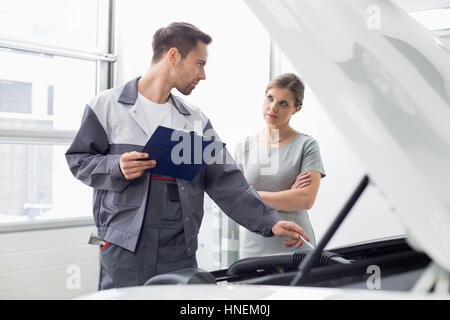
[235,73,326,259]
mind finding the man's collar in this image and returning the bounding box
[117,77,140,105]
[117,76,191,116]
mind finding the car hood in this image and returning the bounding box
[244,0,450,270]
[77,284,446,300]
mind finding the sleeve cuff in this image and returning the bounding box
[109,154,132,192]
[260,210,283,237]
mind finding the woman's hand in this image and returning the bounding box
[291,171,312,190]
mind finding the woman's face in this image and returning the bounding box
[263,87,300,127]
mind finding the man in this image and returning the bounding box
[66,22,310,290]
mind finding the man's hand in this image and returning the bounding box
[119,152,156,180]
[291,171,312,190]
[272,221,310,248]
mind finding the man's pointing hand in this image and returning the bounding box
[272,221,310,248]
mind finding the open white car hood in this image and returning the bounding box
[244,0,450,271]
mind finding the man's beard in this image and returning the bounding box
[176,81,195,95]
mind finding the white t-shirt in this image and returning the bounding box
[138,93,174,137]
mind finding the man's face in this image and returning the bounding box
[174,41,208,95]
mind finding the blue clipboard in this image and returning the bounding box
[140,126,226,181]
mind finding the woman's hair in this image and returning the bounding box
[152,22,212,64]
[265,73,305,107]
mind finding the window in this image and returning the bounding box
[0,48,97,130]
[0,0,115,228]
[0,0,100,50]
[0,79,32,114]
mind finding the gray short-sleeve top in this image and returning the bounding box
[234,132,326,258]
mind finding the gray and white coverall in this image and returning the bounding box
[65,77,282,290]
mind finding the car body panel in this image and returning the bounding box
[77,283,446,300]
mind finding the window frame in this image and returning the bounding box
[0,0,116,232]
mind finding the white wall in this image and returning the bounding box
[0,225,98,299]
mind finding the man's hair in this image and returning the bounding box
[266,73,305,107]
[152,22,212,64]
